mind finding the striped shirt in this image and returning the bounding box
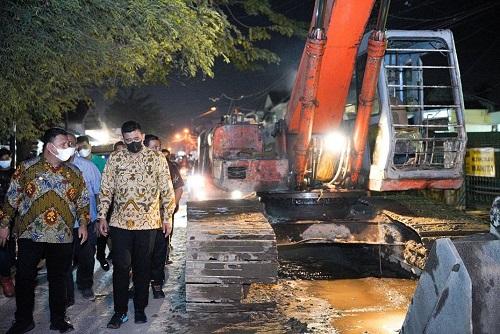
[72,156,101,224]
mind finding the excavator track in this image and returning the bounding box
[185,199,278,312]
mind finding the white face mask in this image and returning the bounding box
[0,159,11,169]
[79,148,91,158]
[51,144,75,162]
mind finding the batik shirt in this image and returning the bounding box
[0,157,90,243]
[98,148,175,230]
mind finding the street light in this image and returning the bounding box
[183,128,189,134]
[175,133,181,140]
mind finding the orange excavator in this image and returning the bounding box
[195,0,475,247]
[187,1,500,330]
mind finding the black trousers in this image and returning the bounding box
[150,229,170,285]
[0,237,15,277]
[15,239,72,324]
[0,222,16,277]
[96,235,109,260]
[110,227,155,314]
[66,224,96,300]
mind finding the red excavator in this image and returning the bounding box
[186,1,500,331]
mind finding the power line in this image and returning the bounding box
[211,71,289,102]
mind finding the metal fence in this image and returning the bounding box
[466,132,500,209]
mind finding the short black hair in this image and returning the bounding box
[42,127,68,145]
[76,135,90,145]
[0,148,11,158]
[121,121,142,134]
[113,141,125,151]
[144,134,160,147]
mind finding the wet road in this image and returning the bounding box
[0,205,417,333]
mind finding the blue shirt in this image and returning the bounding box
[72,156,101,225]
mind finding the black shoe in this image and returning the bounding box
[79,288,95,300]
[107,313,128,329]
[97,258,110,271]
[151,284,165,299]
[134,310,147,324]
[6,321,35,334]
[49,319,74,333]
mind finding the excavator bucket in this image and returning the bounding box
[402,236,500,333]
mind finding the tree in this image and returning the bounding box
[104,88,173,137]
[0,0,303,140]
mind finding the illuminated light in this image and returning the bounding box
[175,133,181,140]
[231,190,243,200]
[210,106,217,111]
[183,128,190,134]
[195,189,207,201]
[187,174,205,193]
[85,129,111,146]
[324,131,347,154]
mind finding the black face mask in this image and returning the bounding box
[126,141,143,153]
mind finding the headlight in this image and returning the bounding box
[194,189,207,201]
[231,190,243,200]
[324,131,347,154]
[187,174,205,192]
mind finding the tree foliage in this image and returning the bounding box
[0,0,303,140]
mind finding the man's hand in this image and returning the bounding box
[99,218,109,237]
[0,227,9,247]
[162,218,172,238]
[78,225,88,245]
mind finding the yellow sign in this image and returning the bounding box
[466,148,496,177]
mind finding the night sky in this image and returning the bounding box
[91,0,500,139]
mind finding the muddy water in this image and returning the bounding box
[278,245,417,333]
[306,278,416,334]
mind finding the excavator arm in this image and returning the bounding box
[287,0,390,187]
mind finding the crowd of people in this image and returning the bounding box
[0,120,184,333]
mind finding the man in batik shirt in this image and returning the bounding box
[0,127,90,334]
[98,121,175,329]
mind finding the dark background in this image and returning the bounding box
[89,0,500,139]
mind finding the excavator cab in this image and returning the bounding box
[367,30,466,191]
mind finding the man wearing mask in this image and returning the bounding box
[76,136,106,174]
[0,148,15,298]
[98,121,175,329]
[143,135,184,298]
[0,128,90,334]
[66,133,101,304]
